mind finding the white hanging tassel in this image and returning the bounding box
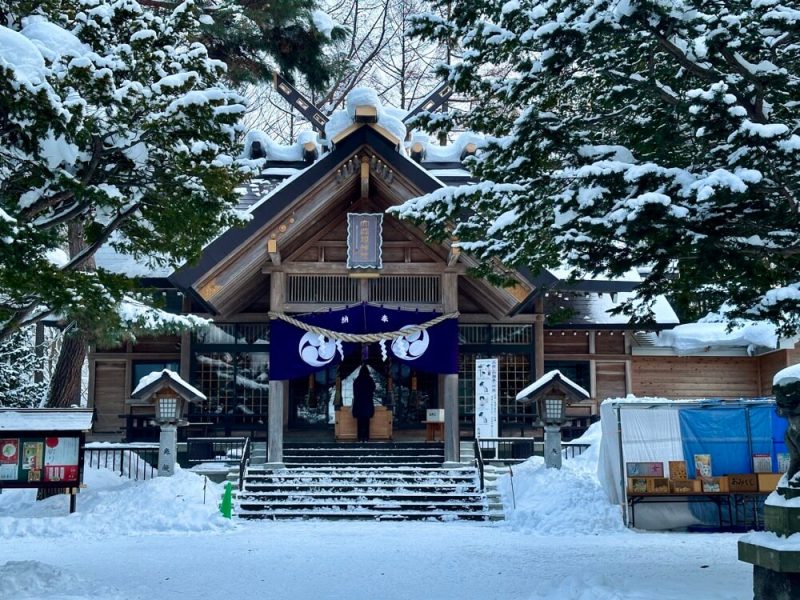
[335,340,344,360]
[380,339,388,361]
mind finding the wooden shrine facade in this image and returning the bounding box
[87,117,800,464]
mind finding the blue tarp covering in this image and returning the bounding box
[679,405,777,476]
[679,404,780,525]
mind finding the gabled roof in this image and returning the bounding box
[130,369,206,403]
[170,124,442,293]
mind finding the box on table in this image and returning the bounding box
[646,477,671,494]
[425,409,445,422]
[758,473,783,492]
[694,454,712,478]
[669,460,688,480]
[701,476,729,493]
[626,462,664,477]
[728,474,759,492]
[628,477,649,494]
[670,479,701,493]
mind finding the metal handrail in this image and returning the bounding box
[473,438,485,492]
[84,444,159,480]
[238,437,251,492]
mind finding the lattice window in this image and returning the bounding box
[368,276,440,304]
[287,275,359,304]
[193,351,269,415]
[194,352,236,413]
[459,325,489,345]
[235,352,269,414]
[458,353,480,416]
[498,353,532,422]
[193,324,237,345]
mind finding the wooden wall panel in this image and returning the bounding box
[759,351,790,395]
[595,361,627,401]
[595,333,625,354]
[93,361,127,435]
[544,331,590,354]
[132,336,180,353]
[632,356,760,398]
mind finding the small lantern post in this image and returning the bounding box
[516,370,590,469]
[128,370,206,477]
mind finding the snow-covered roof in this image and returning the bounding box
[94,244,173,278]
[131,369,206,402]
[0,409,94,432]
[546,266,642,283]
[542,291,679,326]
[516,370,590,401]
[774,364,800,388]
[654,321,778,354]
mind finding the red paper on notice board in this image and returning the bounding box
[43,437,79,483]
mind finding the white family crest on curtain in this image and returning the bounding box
[391,326,430,361]
[299,332,338,367]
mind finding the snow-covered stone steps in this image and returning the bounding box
[246,466,473,477]
[235,442,501,521]
[241,483,478,494]
[238,491,484,503]
[236,509,503,521]
[239,498,487,511]
[280,460,446,469]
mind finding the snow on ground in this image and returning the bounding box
[0,427,753,600]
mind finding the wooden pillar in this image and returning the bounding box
[442,272,460,464]
[180,294,192,381]
[268,269,286,466]
[623,331,633,395]
[268,380,286,466]
[534,296,545,379]
[444,373,459,464]
[589,331,597,401]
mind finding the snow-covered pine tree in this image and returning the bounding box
[0,2,246,349]
[397,0,800,333]
[197,0,347,88]
[0,327,49,407]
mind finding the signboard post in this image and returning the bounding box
[0,409,93,514]
[475,358,499,448]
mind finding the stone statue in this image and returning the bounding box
[774,381,800,488]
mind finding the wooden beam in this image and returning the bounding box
[262,262,467,275]
[447,245,460,267]
[302,142,319,163]
[460,142,478,161]
[410,142,425,163]
[354,105,378,123]
[403,80,454,124]
[267,238,281,265]
[360,156,370,198]
[272,72,328,134]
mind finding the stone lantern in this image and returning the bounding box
[516,370,590,469]
[128,369,206,477]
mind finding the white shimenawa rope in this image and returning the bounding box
[268,310,459,343]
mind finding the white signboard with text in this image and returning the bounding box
[475,358,499,441]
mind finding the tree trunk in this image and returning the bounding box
[45,332,87,408]
[45,221,95,409]
[40,222,95,500]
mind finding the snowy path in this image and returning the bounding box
[2,520,749,600]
